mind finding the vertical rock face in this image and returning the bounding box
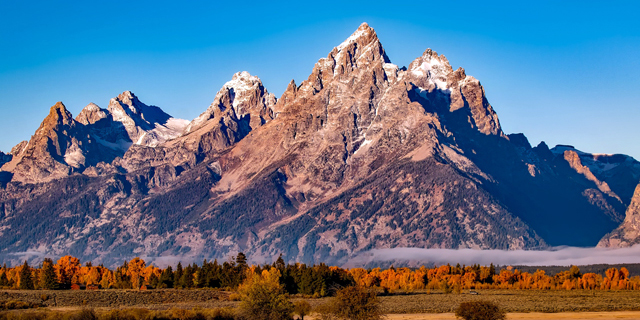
[76,103,108,126]
[406,49,502,136]
[186,71,276,134]
[0,152,10,167]
[121,72,276,172]
[105,91,189,147]
[3,102,96,183]
[599,184,640,247]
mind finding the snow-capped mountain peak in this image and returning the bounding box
[104,91,188,147]
[185,71,275,134]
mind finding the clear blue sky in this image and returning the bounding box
[1,1,639,158]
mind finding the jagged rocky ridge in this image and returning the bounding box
[0,23,638,266]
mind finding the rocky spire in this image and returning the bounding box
[406,48,503,136]
[43,102,75,129]
[5,102,92,183]
[185,71,275,134]
[599,183,640,247]
[298,22,391,95]
[76,103,108,125]
[105,91,188,147]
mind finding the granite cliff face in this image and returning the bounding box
[0,23,635,266]
[1,102,100,183]
[598,184,640,247]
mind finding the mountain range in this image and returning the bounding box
[1,23,639,266]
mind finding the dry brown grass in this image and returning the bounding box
[3,289,640,318]
[356,312,640,320]
[377,289,640,313]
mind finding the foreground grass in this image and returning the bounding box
[3,289,640,317]
[378,289,640,313]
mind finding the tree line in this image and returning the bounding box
[2,254,640,293]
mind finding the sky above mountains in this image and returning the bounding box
[1,1,639,158]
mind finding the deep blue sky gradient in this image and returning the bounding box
[1,1,639,158]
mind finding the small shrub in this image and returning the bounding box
[170,308,198,320]
[329,286,383,320]
[0,311,48,320]
[238,268,293,320]
[100,309,137,320]
[1,300,34,310]
[441,281,453,294]
[68,309,98,320]
[314,303,338,320]
[206,308,236,320]
[455,301,506,320]
[293,300,311,320]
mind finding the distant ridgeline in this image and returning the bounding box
[2,254,640,292]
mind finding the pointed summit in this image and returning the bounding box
[328,23,390,77]
[335,22,378,51]
[185,71,275,134]
[104,91,187,146]
[44,101,74,128]
[4,101,97,182]
[76,103,108,125]
[297,23,392,95]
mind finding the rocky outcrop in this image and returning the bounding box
[121,72,275,173]
[186,71,276,134]
[406,49,502,136]
[98,91,189,148]
[1,102,100,183]
[599,183,640,247]
[0,152,10,168]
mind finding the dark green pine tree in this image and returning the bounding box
[0,271,8,287]
[197,260,210,288]
[236,252,248,270]
[209,259,221,288]
[174,262,184,288]
[159,266,173,288]
[19,261,34,290]
[39,258,58,290]
[180,264,195,288]
[147,272,159,288]
[275,254,285,271]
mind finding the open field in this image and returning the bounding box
[378,312,640,319]
[2,289,640,317]
[378,290,640,313]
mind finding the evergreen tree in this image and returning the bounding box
[40,258,58,290]
[275,254,285,271]
[174,262,184,288]
[0,272,7,287]
[148,272,159,288]
[209,259,221,288]
[236,252,248,271]
[180,264,194,288]
[197,260,210,288]
[19,261,34,290]
[159,266,173,288]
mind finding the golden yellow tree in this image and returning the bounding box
[127,258,146,289]
[55,256,81,287]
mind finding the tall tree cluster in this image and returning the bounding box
[2,254,640,292]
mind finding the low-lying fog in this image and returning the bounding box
[345,245,640,267]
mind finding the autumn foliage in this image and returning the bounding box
[1,254,640,293]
